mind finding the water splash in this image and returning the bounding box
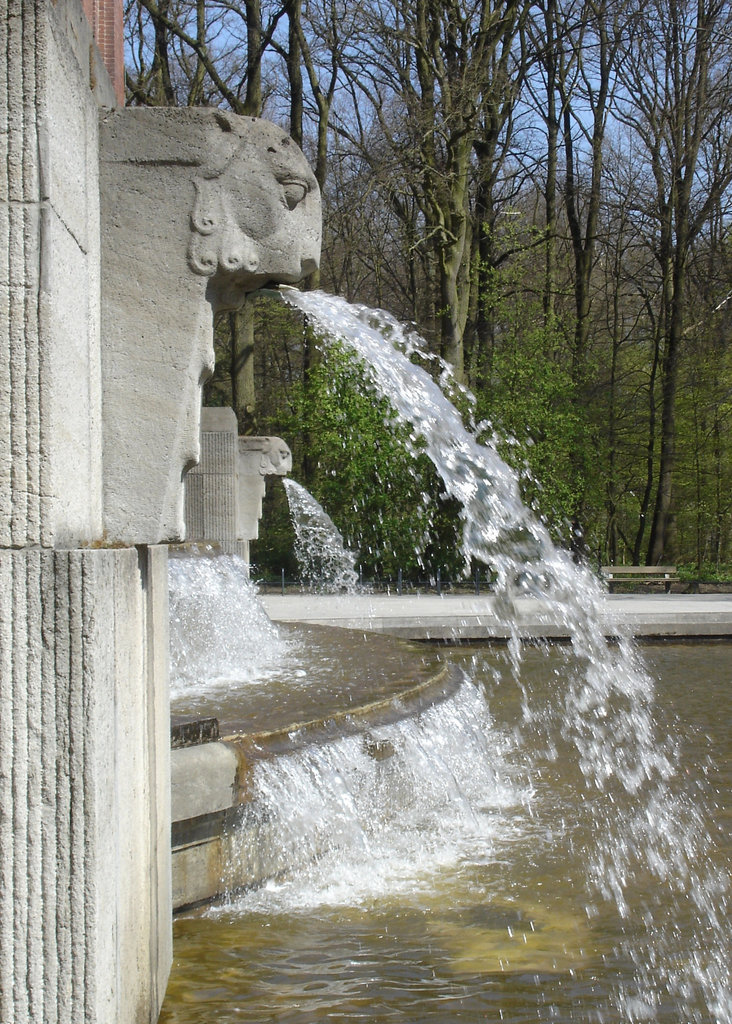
[168,553,287,697]
[280,289,730,1023]
[283,478,360,593]
[219,674,529,914]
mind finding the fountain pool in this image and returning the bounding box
[161,641,730,1024]
[164,290,729,1022]
[169,553,447,735]
[171,617,450,737]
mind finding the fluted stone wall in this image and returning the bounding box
[184,410,292,562]
[0,547,171,1024]
[1,0,115,551]
[1,4,171,1023]
[184,408,240,549]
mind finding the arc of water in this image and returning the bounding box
[283,478,360,594]
[281,287,731,1024]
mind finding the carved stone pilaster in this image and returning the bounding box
[184,407,240,549]
[0,546,171,1024]
[183,414,292,561]
[238,435,293,543]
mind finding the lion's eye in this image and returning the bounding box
[280,178,308,210]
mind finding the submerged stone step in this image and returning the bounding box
[171,716,220,748]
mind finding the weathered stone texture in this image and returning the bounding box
[238,435,292,542]
[184,413,292,560]
[0,547,170,1024]
[1,5,172,1024]
[0,0,109,550]
[184,407,239,546]
[99,109,320,546]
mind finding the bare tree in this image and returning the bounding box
[328,0,528,380]
[616,0,732,562]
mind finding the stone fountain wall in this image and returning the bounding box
[1,5,171,1022]
[0,4,321,1023]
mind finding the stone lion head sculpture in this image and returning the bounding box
[99,109,320,544]
[187,112,321,311]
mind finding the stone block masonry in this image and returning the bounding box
[185,408,240,549]
[0,0,115,551]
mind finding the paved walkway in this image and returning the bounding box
[260,592,732,640]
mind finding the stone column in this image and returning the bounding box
[0,546,171,1024]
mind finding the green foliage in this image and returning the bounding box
[473,280,601,549]
[252,339,462,579]
[672,319,732,570]
[676,563,732,583]
[127,0,732,575]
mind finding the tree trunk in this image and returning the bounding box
[286,0,303,145]
[647,261,684,563]
[243,0,263,115]
[542,0,559,322]
[632,304,662,564]
[228,301,257,434]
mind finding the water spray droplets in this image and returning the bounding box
[281,288,731,1024]
[168,553,287,694]
[283,478,361,593]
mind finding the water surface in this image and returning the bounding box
[160,643,730,1024]
[171,621,446,736]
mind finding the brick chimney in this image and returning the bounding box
[82,0,125,105]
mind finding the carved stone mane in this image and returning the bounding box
[185,112,320,309]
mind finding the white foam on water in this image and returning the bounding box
[217,677,531,915]
[168,553,289,697]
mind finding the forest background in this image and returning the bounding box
[126,0,732,582]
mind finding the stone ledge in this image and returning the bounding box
[170,661,460,910]
[259,593,732,641]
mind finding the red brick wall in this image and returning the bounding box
[81,0,125,105]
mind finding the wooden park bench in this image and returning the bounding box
[601,565,679,593]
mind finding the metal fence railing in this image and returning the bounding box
[252,567,499,596]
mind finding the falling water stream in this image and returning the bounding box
[161,291,730,1023]
[168,553,287,696]
[283,478,360,593]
